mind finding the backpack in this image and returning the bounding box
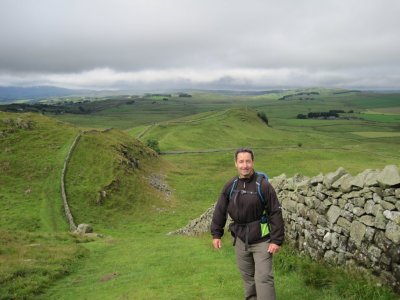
[227,171,270,249]
[228,171,269,205]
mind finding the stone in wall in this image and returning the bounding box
[332,174,353,192]
[75,223,93,234]
[384,210,400,224]
[350,170,370,189]
[385,221,400,243]
[350,220,366,247]
[269,174,287,191]
[377,165,400,188]
[310,173,323,185]
[359,215,374,227]
[323,167,347,189]
[375,211,387,230]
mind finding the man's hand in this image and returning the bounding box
[213,238,222,249]
[267,243,280,254]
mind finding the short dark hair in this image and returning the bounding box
[235,148,254,161]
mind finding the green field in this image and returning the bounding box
[365,107,400,115]
[351,131,400,138]
[1,89,399,299]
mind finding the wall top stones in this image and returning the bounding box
[270,164,400,193]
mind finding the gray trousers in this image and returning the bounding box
[234,238,276,300]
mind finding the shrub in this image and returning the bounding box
[146,139,161,154]
[257,111,269,125]
[297,114,307,119]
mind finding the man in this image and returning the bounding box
[211,148,284,300]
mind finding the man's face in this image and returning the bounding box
[235,152,254,178]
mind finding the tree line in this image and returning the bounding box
[297,110,354,119]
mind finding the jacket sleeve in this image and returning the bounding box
[210,180,232,239]
[264,181,285,245]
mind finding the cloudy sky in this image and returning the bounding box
[0,0,399,90]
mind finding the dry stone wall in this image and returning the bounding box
[61,133,81,231]
[271,165,400,291]
[172,165,400,291]
[60,131,95,234]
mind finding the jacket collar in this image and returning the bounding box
[239,171,255,182]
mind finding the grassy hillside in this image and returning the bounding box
[132,108,287,150]
[63,128,170,232]
[0,112,82,298]
[1,89,399,299]
[133,107,399,177]
[0,112,170,299]
[51,93,232,129]
[0,112,78,232]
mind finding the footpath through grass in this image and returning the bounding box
[42,208,398,300]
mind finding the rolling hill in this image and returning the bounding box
[1,89,399,299]
[0,111,168,298]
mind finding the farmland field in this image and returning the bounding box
[351,131,400,138]
[1,89,399,299]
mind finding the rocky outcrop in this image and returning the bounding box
[148,174,172,199]
[172,165,400,291]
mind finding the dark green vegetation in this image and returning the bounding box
[296,109,353,119]
[278,91,321,101]
[0,95,138,115]
[1,89,399,299]
[257,111,269,125]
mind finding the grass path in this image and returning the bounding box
[134,109,234,140]
[43,219,246,299]
[136,124,155,139]
[42,224,348,300]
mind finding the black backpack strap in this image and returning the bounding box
[228,177,239,200]
[255,172,268,205]
[229,173,268,203]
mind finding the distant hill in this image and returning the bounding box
[0,86,92,102]
[133,108,301,152]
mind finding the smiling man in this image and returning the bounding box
[211,148,284,300]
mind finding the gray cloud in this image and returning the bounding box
[0,0,399,89]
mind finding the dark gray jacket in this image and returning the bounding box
[211,172,285,246]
